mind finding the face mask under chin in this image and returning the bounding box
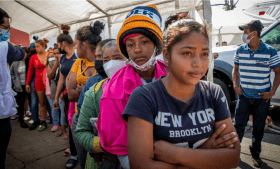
[130,48,157,71]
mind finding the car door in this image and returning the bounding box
[261,21,280,104]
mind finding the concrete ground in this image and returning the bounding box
[5,105,280,169]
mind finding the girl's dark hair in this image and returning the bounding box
[76,21,105,51]
[164,12,189,31]
[163,16,208,55]
[36,38,49,49]
[57,24,73,44]
[0,8,10,25]
[22,47,30,55]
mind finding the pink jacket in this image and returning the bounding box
[97,60,168,155]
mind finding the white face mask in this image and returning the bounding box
[103,60,127,79]
[130,48,157,71]
[242,32,254,44]
[48,57,56,62]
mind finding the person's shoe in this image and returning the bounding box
[38,121,47,131]
[25,111,32,117]
[51,124,59,132]
[20,122,29,128]
[249,146,264,167]
[65,158,77,169]
[29,121,39,130]
[10,116,17,120]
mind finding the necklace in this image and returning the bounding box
[37,52,48,65]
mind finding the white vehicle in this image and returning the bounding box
[245,0,280,16]
[213,20,280,108]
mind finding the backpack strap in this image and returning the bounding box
[94,79,108,93]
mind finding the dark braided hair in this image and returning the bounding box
[76,21,105,51]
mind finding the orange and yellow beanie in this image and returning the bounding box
[117,4,163,58]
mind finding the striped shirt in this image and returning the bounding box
[234,40,280,98]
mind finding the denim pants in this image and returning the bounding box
[46,96,67,126]
[58,98,67,126]
[0,118,12,169]
[234,95,270,152]
[46,96,58,125]
[29,77,38,122]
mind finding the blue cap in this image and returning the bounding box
[29,42,35,48]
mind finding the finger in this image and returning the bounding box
[216,136,238,148]
[259,93,264,96]
[227,144,234,148]
[211,124,226,139]
[215,132,237,146]
[266,98,269,102]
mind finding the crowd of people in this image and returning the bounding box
[1,3,280,169]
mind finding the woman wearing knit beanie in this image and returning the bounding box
[96,4,168,169]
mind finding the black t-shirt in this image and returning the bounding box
[60,53,77,87]
[123,79,230,147]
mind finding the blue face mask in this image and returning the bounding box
[0,29,10,41]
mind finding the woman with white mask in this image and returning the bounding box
[75,40,127,169]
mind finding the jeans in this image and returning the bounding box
[0,118,12,169]
[118,155,130,169]
[46,96,58,125]
[46,96,52,121]
[58,98,67,126]
[30,77,38,123]
[234,95,270,152]
[46,97,67,126]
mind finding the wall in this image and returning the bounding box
[10,27,30,47]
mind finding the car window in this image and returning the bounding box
[261,23,280,51]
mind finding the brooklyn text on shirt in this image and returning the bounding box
[155,108,215,138]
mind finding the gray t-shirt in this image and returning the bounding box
[123,79,230,148]
[48,58,60,100]
[18,61,26,86]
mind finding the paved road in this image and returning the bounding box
[6,106,280,169]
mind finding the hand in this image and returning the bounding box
[266,116,272,125]
[8,41,17,46]
[154,140,178,164]
[199,124,238,149]
[259,91,275,102]
[53,99,59,109]
[93,152,106,164]
[25,85,31,93]
[76,84,84,93]
[234,86,243,96]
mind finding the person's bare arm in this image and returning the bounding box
[127,116,187,169]
[232,64,242,95]
[67,71,81,102]
[153,117,240,169]
[47,60,59,80]
[259,66,280,101]
[55,68,64,101]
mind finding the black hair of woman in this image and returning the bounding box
[163,18,208,58]
[76,21,105,51]
[164,12,189,31]
[0,8,10,25]
[57,24,73,44]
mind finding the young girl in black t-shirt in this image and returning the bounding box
[123,14,241,169]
